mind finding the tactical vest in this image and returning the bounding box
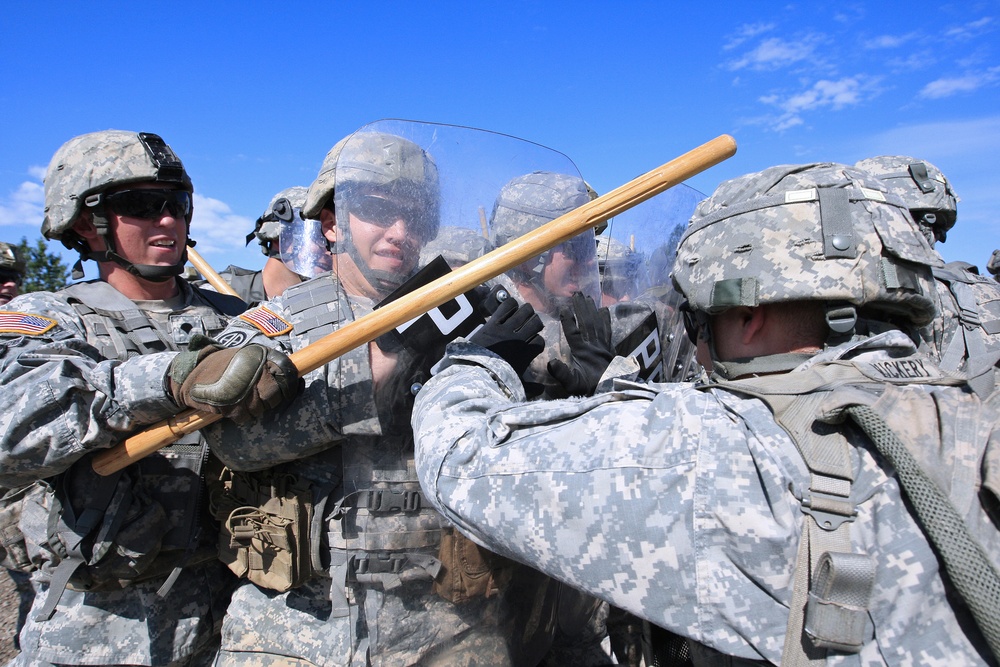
[298,276,448,605]
[705,355,1000,664]
[29,280,244,620]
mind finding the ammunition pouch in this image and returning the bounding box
[209,467,314,592]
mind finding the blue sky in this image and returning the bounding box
[2,1,998,276]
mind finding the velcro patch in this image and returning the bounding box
[0,311,58,335]
[238,307,293,337]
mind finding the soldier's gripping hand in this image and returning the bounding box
[470,295,545,378]
[548,292,614,396]
[167,335,299,423]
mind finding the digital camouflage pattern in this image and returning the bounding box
[200,275,518,667]
[0,242,26,276]
[412,331,994,665]
[853,157,1000,391]
[42,130,193,239]
[419,225,491,268]
[249,185,310,255]
[855,155,958,244]
[0,282,239,665]
[673,163,941,325]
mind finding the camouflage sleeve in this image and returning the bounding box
[0,292,180,485]
[413,341,808,660]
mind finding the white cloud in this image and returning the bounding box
[0,172,45,228]
[919,66,1000,98]
[726,35,821,71]
[863,32,919,49]
[760,75,882,131]
[190,194,255,255]
[945,16,993,40]
[723,22,775,51]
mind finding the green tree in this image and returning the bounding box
[15,237,70,292]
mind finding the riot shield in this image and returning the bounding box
[329,120,598,384]
[598,182,706,382]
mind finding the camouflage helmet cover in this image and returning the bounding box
[250,186,309,254]
[0,242,25,275]
[302,136,351,220]
[302,132,440,231]
[854,155,958,241]
[419,225,491,268]
[490,171,592,247]
[42,130,193,239]
[673,162,941,325]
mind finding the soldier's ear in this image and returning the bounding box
[72,211,99,241]
[320,207,337,244]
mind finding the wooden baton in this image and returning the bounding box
[92,134,737,476]
[187,247,241,298]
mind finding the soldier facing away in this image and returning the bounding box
[0,130,297,666]
[412,162,1000,665]
[855,155,1000,396]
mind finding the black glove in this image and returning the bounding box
[168,334,299,423]
[547,292,614,396]
[470,296,545,378]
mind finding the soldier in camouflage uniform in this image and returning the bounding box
[195,186,316,306]
[0,241,26,306]
[486,173,617,666]
[856,156,1000,396]
[194,132,520,666]
[0,130,297,666]
[412,163,999,664]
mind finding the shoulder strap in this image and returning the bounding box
[711,365,880,663]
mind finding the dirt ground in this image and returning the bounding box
[0,569,23,663]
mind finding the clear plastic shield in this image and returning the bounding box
[330,120,599,357]
[322,121,601,661]
[599,183,707,382]
[278,214,333,278]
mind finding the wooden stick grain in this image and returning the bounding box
[188,247,241,298]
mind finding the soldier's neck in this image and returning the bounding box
[99,263,180,301]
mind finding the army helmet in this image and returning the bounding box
[672,162,940,329]
[41,130,194,280]
[305,132,441,293]
[489,171,601,307]
[419,225,492,269]
[0,242,26,279]
[596,234,645,301]
[854,155,958,244]
[248,186,309,257]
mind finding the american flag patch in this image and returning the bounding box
[238,307,293,337]
[0,312,58,335]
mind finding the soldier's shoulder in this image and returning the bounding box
[0,290,85,337]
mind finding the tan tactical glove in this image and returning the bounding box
[168,335,299,423]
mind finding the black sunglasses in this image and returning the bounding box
[104,189,192,221]
[348,195,427,232]
[0,271,22,286]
